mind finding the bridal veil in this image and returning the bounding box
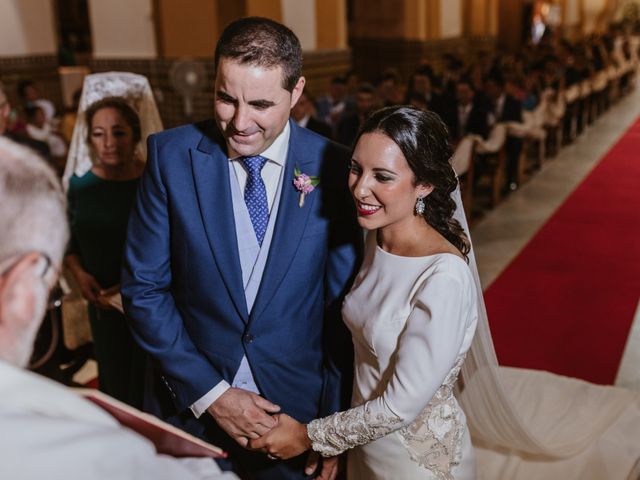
[451,184,640,478]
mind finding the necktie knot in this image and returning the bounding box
[243,155,268,175]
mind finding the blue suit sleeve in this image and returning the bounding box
[121,135,223,412]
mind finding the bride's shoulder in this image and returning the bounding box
[415,254,475,294]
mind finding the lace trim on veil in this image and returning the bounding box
[63,72,163,189]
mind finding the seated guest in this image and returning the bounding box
[336,83,376,147]
[405,67,443,112]
[408,92,429,111]
[375,70,403,107]
[0,137,235,480]
[17,79,56,122]
[290,91,332,138]
[436,76,490,143]
[0,84,50,161]
[485,74,524,190]
[25,103,68,158]
[315,76,349,127]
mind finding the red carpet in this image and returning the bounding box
[484,117,640,385]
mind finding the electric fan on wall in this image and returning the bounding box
[169,59,207,119]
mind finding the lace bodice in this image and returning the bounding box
[308,234,478,478]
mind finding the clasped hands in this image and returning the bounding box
[208,388,338,479]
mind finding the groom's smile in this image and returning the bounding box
[214,58,305,158]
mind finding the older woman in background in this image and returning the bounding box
[64,73,162,408]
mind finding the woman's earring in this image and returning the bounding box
[415,196,425,215]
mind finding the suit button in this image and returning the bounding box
[243,334,254,343]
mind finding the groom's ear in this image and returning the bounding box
[290,77,306,109]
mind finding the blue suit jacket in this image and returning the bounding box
[121,119,361,439]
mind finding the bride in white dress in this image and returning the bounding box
[251,105,640,480]
[251,106,478,479]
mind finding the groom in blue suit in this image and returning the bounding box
[121,17,361,480]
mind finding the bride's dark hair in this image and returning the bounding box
[356,106,470,260]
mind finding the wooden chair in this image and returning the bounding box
[506,101,546,184]
[472,123,507,208]
[543,88,565,157]
[563,84,581,143]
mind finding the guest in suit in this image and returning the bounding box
[0,137,234,480]
[290,91,332,139]
[436,77,490,143]
[315,76,349,128]
[405,67,442,113]
[485,74,524,190]
[336,83,376,147]
[121,17,361,480]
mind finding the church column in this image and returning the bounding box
[316,0,347,50]
[497,0,526,53]
[246,0,283,21]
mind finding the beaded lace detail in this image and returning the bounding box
[307,355,466,480]
[307,405,402,458]
[399,355,466,479]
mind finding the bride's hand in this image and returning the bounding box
[248,413,312,460]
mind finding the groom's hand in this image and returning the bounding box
[207,387,281,447]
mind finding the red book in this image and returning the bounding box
[75,388,227,459]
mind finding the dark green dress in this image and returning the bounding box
[67,171,145,408]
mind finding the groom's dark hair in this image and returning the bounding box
[215,17,302,93]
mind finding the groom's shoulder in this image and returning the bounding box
[292,122,350,166]
[149,119,221,151]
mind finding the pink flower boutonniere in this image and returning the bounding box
[293,167,320,207]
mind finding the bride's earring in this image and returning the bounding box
[415,196,425,215]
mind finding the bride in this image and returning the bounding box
[250,106,478,479]
[250,105,640,479]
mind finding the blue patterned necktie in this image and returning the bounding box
[242,155,269,246]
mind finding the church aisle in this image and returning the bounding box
[472,81,640,390]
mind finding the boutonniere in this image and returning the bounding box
[293,167,320,207]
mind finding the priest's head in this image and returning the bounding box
[0,138,67,367]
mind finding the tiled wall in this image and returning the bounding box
[350,36,497,82]
[90,49,351,129]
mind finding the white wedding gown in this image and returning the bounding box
[308,232,478,479]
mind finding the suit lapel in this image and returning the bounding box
[249,123,316,323]
[190,126,248,322]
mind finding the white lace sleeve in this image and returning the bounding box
[307,269,476,457]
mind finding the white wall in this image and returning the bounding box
[282,0,317,50]
[88,0,156,58]
[0,0,57,56]
[440,0,462,38]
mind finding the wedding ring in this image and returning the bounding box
[267,454,278,461]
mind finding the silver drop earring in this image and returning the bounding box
[415,196,425,215]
